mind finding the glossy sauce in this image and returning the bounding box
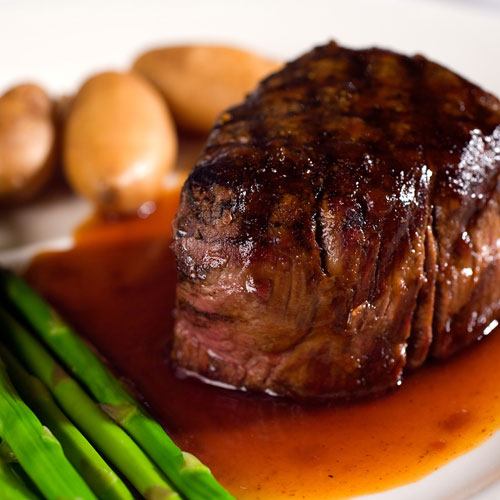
[27,184,500,499]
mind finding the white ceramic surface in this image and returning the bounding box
[0,1,499,498]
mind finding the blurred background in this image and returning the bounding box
[0,0,499,94]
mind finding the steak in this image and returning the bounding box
[172,42,500,399]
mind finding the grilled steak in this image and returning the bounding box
[172,42,500,399]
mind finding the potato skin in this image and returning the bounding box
[133,45,280,134]
[64,71,177,214]
[0,83,56,204]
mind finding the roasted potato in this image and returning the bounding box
[64,71,177,214]
[0,84,56,204]
[133,45,280,134]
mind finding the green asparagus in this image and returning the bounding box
[0,343,133,500]
[0,440,40,498]
[0,268,234,500]
[0,440,39,500]
[0,307,179,500]
[0,349,96,500]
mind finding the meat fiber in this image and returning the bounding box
[172,42,500,399]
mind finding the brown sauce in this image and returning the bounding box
[26,183,500,499]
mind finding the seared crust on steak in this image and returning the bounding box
[172,42,500,399]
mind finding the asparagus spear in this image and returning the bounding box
[0,349,96,500]
[0,344,134,500]
[0,307,179,500]
[0,440,39,500]
[0,440,41,498]
[0,268,233,500]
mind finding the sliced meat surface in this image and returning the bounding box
[172,42,500,399]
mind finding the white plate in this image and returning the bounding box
[1,1,499,498]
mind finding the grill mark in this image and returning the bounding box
[307,53,334,278]
[313,185,329,276]
[429,200,444,354]
[401,54,440,366]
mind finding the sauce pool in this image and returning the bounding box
[26,184,500,499]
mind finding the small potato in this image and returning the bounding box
[0,83,56,204]
[133,45,281,134]
[64,71,177,214]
